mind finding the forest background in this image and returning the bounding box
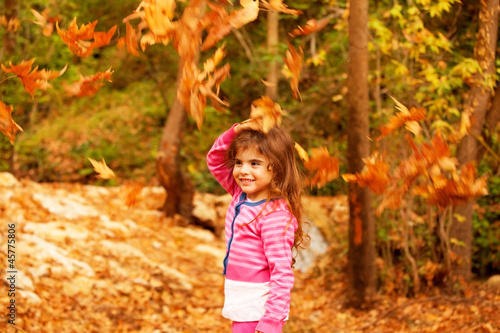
[1,0,500,330]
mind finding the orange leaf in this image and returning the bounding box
[63,68,113,97]
[376,97,426,140]
[342,152,390,194]
[289,17,330,37]
[244,96,283,133]
[30,8,60,36]
[56,18,116,57]
[261,0,302,16]
[294,142,310,163]
[200,0,259,51]
[283,42,303,101]
[88,157,116,179]
[178,47,230,130]
[122,20,140,56]
[0,101,23,144]
[304,146,340,188]
[1,58,67,97]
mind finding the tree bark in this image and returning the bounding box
[346,0,376,308]
[451,0,499,282]
[156,58,194,221]
[265,10,279,100]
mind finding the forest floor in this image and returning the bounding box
[0,174,499,332]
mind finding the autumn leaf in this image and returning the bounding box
[0,15,20,32]
[304,146,340,188]
[289,17,331,37]
[294,142,310,163]
[201,0,259,51]
[123,182,144,208]
[342,152,390,194]
[261,0,302,15]
[177,47,230,130]
[88,157,116,179]
[412,163,488,208]
[376,97,426,140]
[242,96,283,133]
[56,18,117,57]
[30,8,60,37]
[118,20,141,56]
[0,101,23,144]
[1,58,67,97]
[63,68,113,97]
[283,42,303,101]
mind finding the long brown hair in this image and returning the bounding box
[225,127,310,263]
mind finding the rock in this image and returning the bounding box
[192,192,226,235]
[485,275,500,291]
[294,221,329,273]
[32,192,100,220]
[0,172,20,187]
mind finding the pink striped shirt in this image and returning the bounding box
[207,124,297,333]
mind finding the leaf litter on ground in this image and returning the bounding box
[0,173,498,332]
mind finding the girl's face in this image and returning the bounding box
[233,145,273,201]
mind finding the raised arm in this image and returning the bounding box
[206,124,239,195]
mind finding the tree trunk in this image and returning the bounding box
[346,0,376,308]
[156,59,194,221]
[0,0,19,173]
[451,0,499,282]
[265,10,279,100]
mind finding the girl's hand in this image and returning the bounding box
[234,120,261,134]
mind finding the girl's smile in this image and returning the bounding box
[233,146,273,201]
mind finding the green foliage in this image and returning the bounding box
[472,175,500,276]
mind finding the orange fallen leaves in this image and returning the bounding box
[63,68,113,97]
[1,58,67,97]
[56,18,117,57]
[0,101,23,144]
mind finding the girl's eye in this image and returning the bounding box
[252,162,260,166]
[234,160,242,166]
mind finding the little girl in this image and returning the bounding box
[207,122,308,333]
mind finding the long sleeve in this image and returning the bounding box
[255,211,297,333]
[206,124,238,195]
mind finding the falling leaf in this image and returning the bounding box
[342,152,390,194]
[63,68,113,97]
[261,0,302,15]
[30,8,60,36]
[289,17,330,37]
[294,142,310,163]
[1,58,67,97]
[283,42,303,101]
[123,182,144,208]
[201,0,259,51]
[88,157,116,179]
[56,18,116,57]
[376,97,426,140]
[243,96,283,133]
[305,147,340,188]
[177,46,230,130]
[0,101,23,144]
